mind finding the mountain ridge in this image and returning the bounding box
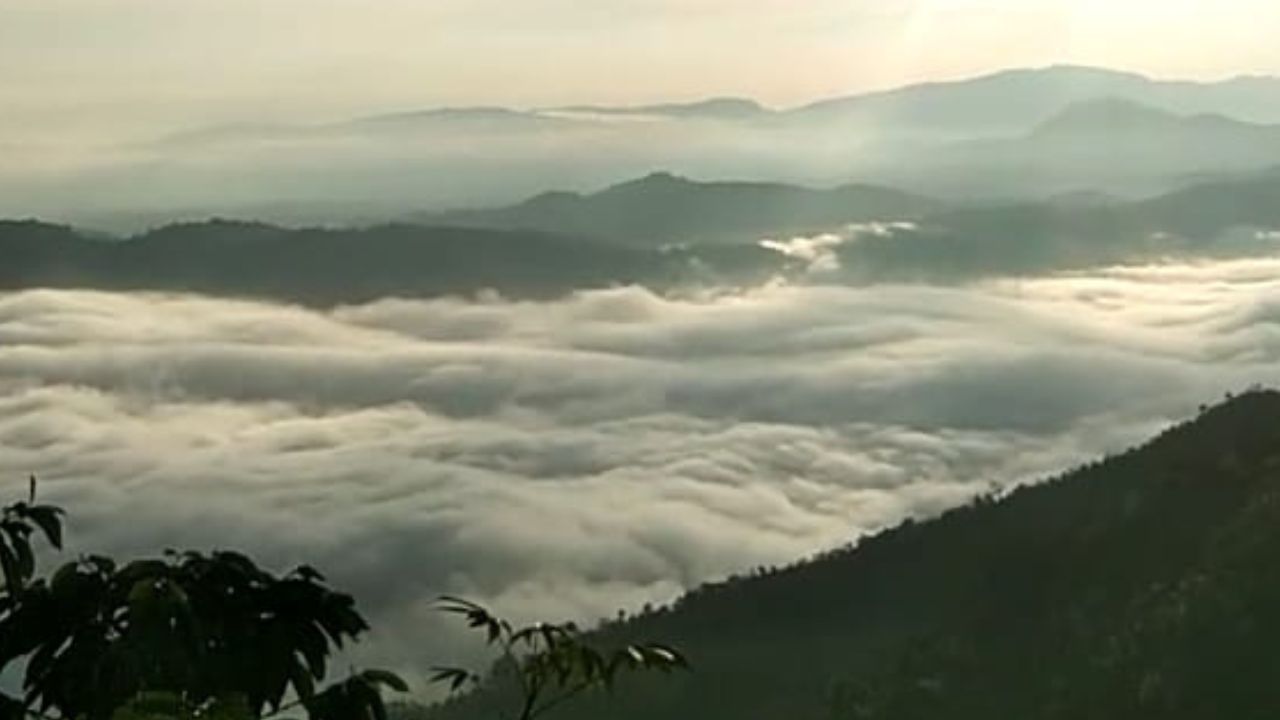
[118,64,1280,218]
[787,64,1280,129]
[419,388,1280,720]
[544,97,770,120]
[0,219,786,305]
[4,169,1277,302]
[418,172,941,246]
[1029,96,1276,138]
[166,64,1280,145]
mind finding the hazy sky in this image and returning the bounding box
[2,0,1278,138]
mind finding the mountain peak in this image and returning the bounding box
[639,170,686,182]
[604,171,693,193]
[1029,63,1152,81]
[643,97,768,118]
[1030,96,1258,137]
[1031,97,1182,135]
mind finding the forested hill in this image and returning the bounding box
[3,171,1277,305]
[421,389,1280,720]
[0,220,783,305]
[418,173,940,247]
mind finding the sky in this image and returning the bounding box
[3,0,1279,141]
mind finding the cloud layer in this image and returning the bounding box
[2,258,1279,689]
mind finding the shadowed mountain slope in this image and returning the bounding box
[419,389,1280,720]
[420,173,941,247]
[2,171,1277,304]
[834,170,1280,280]
[0,220,783,305]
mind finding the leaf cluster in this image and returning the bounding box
[0,477,64,593]
[0,479,407,720]
[430,597,686,720]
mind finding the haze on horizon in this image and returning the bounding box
[3,0,1280,141]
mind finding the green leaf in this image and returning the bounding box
[289,660,317,701]
[293,564,325,582]
[0,692,25,720]
[25,506,64,550]
[295,623,329,679]
[350,677,386,720]
[429,667,475,692]
[0,539,20,591]
[359,669,409,693]
[12,536,34,583]
[116,560,169,586]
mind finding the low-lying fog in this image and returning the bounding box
[2,257,1278,688]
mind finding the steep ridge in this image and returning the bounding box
[421,390,1280,720]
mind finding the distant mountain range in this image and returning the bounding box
[418,172,941,246]
[1029,98,1257,138]
[13,64,1280,234]
[172,65,1280,144]
[546,98,769,121]
[837,170,1280,280]
[0,220,784,305]
[108,64,1280,227]
[3,170,1277,303]
[784,65,1280,136]
[359,65,1280,135]
[416,388,1280,720]
[415,168,1280,275]
[900,97,1280,196]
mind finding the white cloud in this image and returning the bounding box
[1,258,1278,691]
[761,222,919,273]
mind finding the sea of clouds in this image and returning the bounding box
[2,257,1279,690]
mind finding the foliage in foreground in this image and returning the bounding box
[0,479,685,720]
[428,597,686,720]
[0,478,407,720]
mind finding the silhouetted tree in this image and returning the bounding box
[429,597,686,720]
[0,479,407,720]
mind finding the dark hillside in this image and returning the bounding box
[422,390,1280,720]
[421,173,940,247]
[0,220,784,305]
[837,171,1280,280]
[3,170,1277,303]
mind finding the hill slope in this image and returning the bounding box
[1028,98,1258,138]
[422,389,1280,720]
[416,173,941,247]
[833,169,1280,281]
[0,220,784,305]
[3,171,1276,303]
